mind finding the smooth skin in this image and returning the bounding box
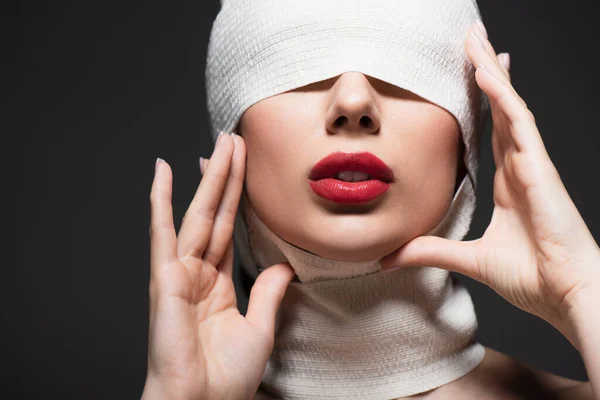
[143,131,296,400]
[382,22,600,399]
[142,22,600,399]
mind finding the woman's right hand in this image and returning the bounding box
[142,132,296,400]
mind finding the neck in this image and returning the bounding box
[243,202,484,399]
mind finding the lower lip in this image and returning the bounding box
[309,178,391,204]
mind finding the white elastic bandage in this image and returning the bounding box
[205,0,489,398]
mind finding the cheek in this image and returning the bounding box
[392,124,461,230]
[408,130,459,180]
[244,143,295,207]
[243,130,287,201]
[240,101,312,222]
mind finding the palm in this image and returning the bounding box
[154,257,271,398]
[477,161,564,320]
[473,78,593,322]
[382,25,600,329]
[196,304,274,396]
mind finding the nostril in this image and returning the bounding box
[333,116,348,127]
[359,115,372,128]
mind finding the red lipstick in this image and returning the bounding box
[308,152,394,204]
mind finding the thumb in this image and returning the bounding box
[380,236,482,281]
[245,262,295,337]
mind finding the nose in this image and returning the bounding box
[325,72,381,135]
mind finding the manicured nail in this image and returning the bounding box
[498,52,510,71]
[216,130,225,146]
[155,157,164,172]
[229,131,236,136]
[468,30,487,50]
[475,19,488,40]
[199,156,205,174]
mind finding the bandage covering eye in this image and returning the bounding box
[205,0,490,398]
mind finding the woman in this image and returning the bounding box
[141,0,599,398]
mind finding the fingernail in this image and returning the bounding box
[229,131,236,136]
[155,157,164,172]
[498,52,510,71]
[475,19,488,40]
[216,130,225,145]
[199,156,205,174]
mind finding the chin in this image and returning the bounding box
[294,218,409,262]
[306,236,403,262]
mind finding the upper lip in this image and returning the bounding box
[309,151,394,182]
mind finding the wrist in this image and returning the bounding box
[564,269,600,350]
[564,270,600,396]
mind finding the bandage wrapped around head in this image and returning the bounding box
[205,0,490,398]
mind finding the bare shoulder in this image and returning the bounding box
[430,346,593,400]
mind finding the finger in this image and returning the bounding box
[177,132,235,259]
[200,156,212,175]
[216,236,234,280]
[497,52,511,75]
[465,28,524,122]
[203,133,247,267]
[380,236,483,282]
[490,52,514,159]
[465,32,545,156]
[468,22,510,81]
[465,27,514,94]
[490,109,515,169]
[245,263,296,338]
[149,158,177,275]
[491,127,506,168]
[200,157,208,175]
[475,64,546,156]
[484,43,511,81]
[465,28,522,149]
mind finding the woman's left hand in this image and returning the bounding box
[381,22,600,341]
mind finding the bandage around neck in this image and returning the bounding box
[239,176,484,399]
[205,0,490,397]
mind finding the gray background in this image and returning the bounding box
[10,0,600,398]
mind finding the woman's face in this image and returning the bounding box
[238,72,463,262]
